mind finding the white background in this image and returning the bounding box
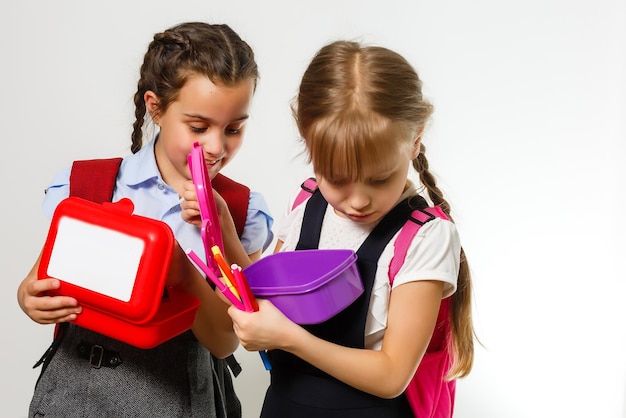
[1,1,625,417]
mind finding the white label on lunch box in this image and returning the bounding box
[46,216,144,302]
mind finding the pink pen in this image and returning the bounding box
[185,249,245,310]
[232,264,258,312]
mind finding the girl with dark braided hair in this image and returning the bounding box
[226,40,475,417]
[18,22,273,417]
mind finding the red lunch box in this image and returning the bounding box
[38,196,200,349]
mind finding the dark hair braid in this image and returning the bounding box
[131,91,147,154]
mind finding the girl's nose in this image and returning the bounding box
[200,131,226,159]
[347,185,370,211]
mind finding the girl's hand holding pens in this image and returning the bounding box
[227,299,300,352]
[181,180,231,226]
[181,180,201,226]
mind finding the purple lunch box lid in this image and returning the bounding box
[245,249,358,296]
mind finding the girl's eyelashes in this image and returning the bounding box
[322,176,389,187]
[190,126,207,134]
[324,177,348,186]
[188,125,244,135]
[370,178,389,186]
[226,121,247,135]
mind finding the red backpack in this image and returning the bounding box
[293,178,456,418]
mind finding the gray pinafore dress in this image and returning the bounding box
[29,325,240,418]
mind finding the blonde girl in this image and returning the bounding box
[227,40,474,417]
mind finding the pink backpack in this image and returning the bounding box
[294,178,455,418]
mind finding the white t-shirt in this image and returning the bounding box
[276,187,461,349]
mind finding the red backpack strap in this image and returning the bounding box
[211,173,250,238]
[69,160,250,238]
[291,177,318,210]
[69,158,123,203]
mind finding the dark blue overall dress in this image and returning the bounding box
[261,190,423,418]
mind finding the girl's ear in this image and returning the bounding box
[144,91,160,124]
[411,128,424,159]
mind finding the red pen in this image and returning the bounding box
[231,264,257,312]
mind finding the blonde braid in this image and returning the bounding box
[413,143,452,220]
[413,142,476,379]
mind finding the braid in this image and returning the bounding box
[413,143,452,220]
[413,142,477,379]
[130,88,146,154]
[153,29,191,50]
[448,247,474,379]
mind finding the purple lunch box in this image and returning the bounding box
[243,249,363,324]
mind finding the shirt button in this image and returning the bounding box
[157,183,165,190]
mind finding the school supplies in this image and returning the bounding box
[231,264,258,312]
[184,142,244,306]
[230,263,271,370]
[185,248,244,311]
[211,246,240,301]
[187,141,224,279]
[38,197,200,349]
[184,142,270,370]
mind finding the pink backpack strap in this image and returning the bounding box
[388,206,448,285]
[292,181,448,288]
[391,205,455,417]
[291,177,318,210]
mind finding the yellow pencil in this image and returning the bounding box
[211,246,241,300]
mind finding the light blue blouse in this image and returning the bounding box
[42,139,274,265]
